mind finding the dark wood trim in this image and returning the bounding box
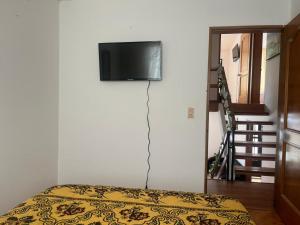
[210,25,283,34]
[283,13,300,37]
[250,33,263,103]
[234,111,269,115]
[209,101,219,112]
[231,103,269,115]
[235,141,276,148]
[204,28,212,193]
[236,120,274,125]
[205,29,222,192]
[209,84,218,88]
[274,13,300,224]
[235,130,276,136]
[235,166,275,176]
[247,34,254,104]
[275,19,290,216]
[235,153,276,161]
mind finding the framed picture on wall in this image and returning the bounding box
[266,33,281,60]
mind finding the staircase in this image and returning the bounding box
[209,64,277,183]
[232,103,277,182]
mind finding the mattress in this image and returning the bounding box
[0,185,255,224]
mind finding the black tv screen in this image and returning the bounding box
[98,41,162,81]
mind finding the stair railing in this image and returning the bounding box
[209,63,236,181]
[209,131,230,179]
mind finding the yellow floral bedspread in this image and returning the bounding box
[0,185,255,225]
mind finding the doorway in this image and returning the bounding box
[238,33,251,103]
[205,26,283,224]
[220,33,252,104]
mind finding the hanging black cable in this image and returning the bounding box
[145,80,151,189]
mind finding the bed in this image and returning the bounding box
[0,185,255,225]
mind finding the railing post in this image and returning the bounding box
[226,132,230,181]
[231,130,235,181]
[226,130,235,181]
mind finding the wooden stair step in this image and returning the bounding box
[231,103,265,111]
[209,84,218,88]
[235,130,276,136]
[209,100,219,112]
[235,166,275,176]
[231,103,269,115]
[234,111,269,115]
[235,153,276,161]
[236,120,274,125]
[235,141,276,148]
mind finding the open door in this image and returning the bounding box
[275,14,300,225]
[238,34,251,103]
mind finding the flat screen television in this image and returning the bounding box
[98,41,162,81]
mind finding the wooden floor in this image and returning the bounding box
[207,179,284,225]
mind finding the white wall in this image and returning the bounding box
[264,55,281,122]
[59,0,289,192]
[220,34,241,103]
[0,0,58,213]
[291,0,300,19]
[208,111,224,158]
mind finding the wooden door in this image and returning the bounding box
[238,34,251,103]
[275,14,300,225]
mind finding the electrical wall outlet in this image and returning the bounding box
[188,107,195,119]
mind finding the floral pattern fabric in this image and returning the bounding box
[0,185,255,225]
